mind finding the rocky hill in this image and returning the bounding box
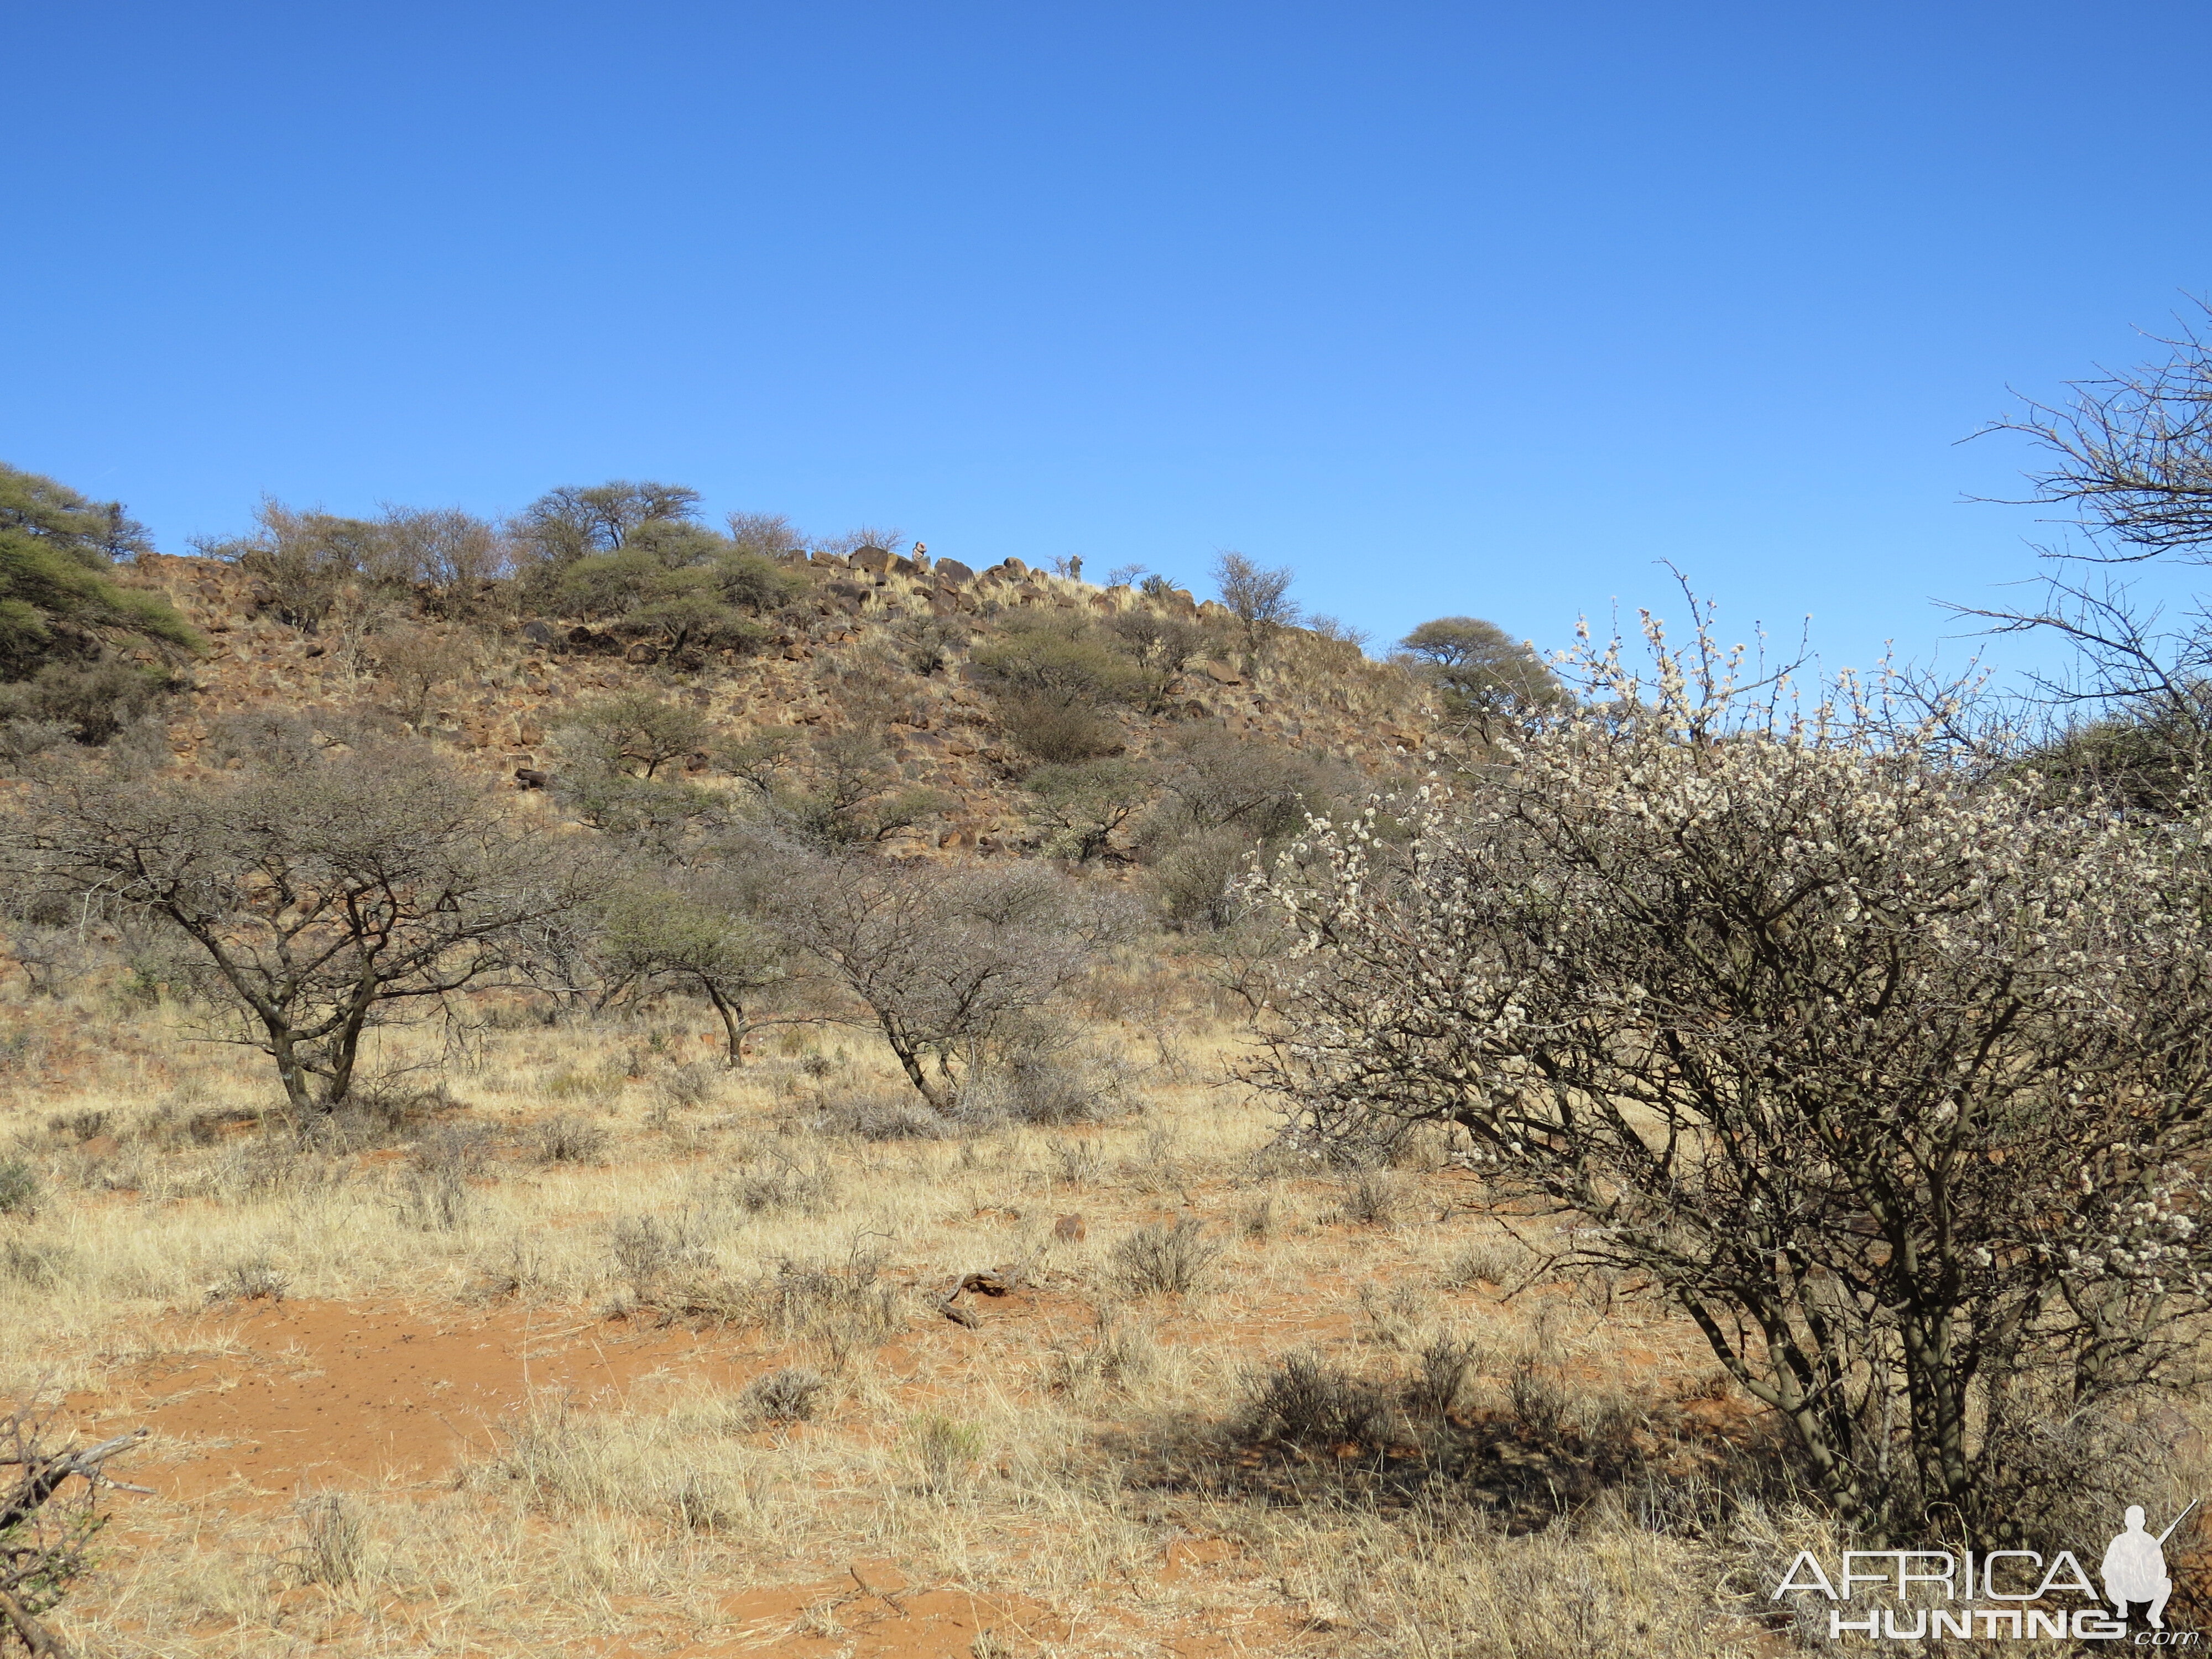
[119,547,1436,864]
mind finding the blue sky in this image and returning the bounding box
[6,2,2210,679]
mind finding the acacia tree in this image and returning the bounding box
[1397,615,1564,740]
[771,853,1108,1109]
[12,747,606,1118]
[1249,622,2212,1537]
[1211,551,1300,656]
[591,873,789,1067]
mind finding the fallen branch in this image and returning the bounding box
[0,1584,70,1658]
[0,1431,148,1533]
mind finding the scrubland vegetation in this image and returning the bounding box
[7,309,2212,1654]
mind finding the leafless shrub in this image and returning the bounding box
[748,1249,901,1348]
[393,1123,493,1232]
[46,1110,109,1146]
[1406,1334,1483,1422]
[1357,1281,1432,1350]
[653,1060,721,1113]
[720,1151,837,1215]
[956,1044,1144,1128]
[208,1256,290,1304]
[287,1490,367,1586]
[1239,1352,1393,1449]
[1046,1136,1104,1185]
[1329,1169,1400,1228]
[610,1214,712,1297]
[527,1113,609,1165]
[1508,1356,1569,1441]
[1439,1234,1535,1291]
[1237,1193,1277,1241]
[739,1366,828,1424]
[806,1088,948,1141]
[206,708,320,770]
[396,1170,467,1231]
[1050,1311,1156,1398]
[1107,1216,1222,1297]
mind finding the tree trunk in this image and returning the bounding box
[879,1016,948,1110]
[703,982,746,1070]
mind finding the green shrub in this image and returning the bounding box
[0,1158,41,1216]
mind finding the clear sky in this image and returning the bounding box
[7,2,2210,680]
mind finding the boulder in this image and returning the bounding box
[933,558,974,584]
[852,545,893,573]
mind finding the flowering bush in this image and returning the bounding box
[1250,618,2212,1535]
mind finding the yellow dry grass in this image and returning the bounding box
[1,974,1803,1657]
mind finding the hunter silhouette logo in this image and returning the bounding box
[1772,1501,2201,1643]
[2105,1501,2195,1632]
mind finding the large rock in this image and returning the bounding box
[933,558,974,584]
[852,545,893,573]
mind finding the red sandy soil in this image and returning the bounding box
[69,1299,737,1503]
[56,1298,1292,1655]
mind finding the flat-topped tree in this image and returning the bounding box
[11,744,608,1121]
[1397,615,1563,739]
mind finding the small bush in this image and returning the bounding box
[528,1113,609,1165]
[722,1153,836,1216]
[904,1414,984,1496]
[1107,1216,1223,1297]
[958,1047,1141,1128]
[1051,1312,1156,1398]
[212,1257,290,1303]
[1047,1136,1104,1185]
[1240,1352,1394,1449]
[1331,1169,1401,1227]
[2,1239,74,1290]
[611,1214,712,1296]
[995,693,1119,764]
[751,1250,901,1348]
[808,1091,946,1141]
[0,1159,40,1217]
[288,1491,367,1587]
[1405,1335,1481,1422]
[1439,1234,1534,1290]
[740,1366,828,1424]
[48,1110,109,1145]
[1508,1356,1568,1440]
[653,1061,721,1113]
[397,1167,471,1231]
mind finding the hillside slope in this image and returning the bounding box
[119,549,1436,860]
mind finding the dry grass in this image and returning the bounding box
[0,969,2094,1656]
